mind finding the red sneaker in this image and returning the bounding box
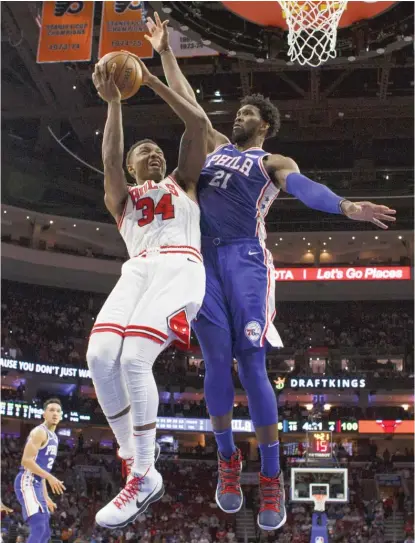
[257,472,287,530]
[215,448,243,513]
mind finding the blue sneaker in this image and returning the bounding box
[215,448,243,513]
[257,471,287,531]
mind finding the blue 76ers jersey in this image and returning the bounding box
[198,144,280,241]
[19,424,59,481]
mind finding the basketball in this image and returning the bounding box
[99,51,142,100]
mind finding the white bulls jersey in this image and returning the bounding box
[117,175,201,258]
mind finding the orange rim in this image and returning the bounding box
[222,1,398,30]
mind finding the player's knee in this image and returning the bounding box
[120,337,158,376]
[236,350,268,392]
[203,346,235,413]
[86,332,121,376]
[197,324,233,373]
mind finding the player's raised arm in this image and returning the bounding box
[267,154,397,229]
[21,427,65,495]
[126,55,208,187]
[144,12,228,153]
[92,63,128,222]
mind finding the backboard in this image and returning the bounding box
[290,468,348,503]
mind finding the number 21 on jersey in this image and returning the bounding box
[209,170,232,189]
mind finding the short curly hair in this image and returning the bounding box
[240,94,280,139]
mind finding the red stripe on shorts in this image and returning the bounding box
[125,325,168,340]
[92,322,125,331]
[123,331,164,345]
[90,328,124,338]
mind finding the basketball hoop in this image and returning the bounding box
[277,1,348,67]
[312,494,327,512]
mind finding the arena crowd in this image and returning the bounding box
[1,435,413,543]
[2,282,413,369]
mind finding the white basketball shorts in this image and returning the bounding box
[90,246,206,348]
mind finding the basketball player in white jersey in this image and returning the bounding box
[88,58,208,528]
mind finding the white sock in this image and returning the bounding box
[108,411,134,459]
[121,337,162,477]
[133,427,157,475]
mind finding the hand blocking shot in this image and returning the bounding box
[88,55,208,529]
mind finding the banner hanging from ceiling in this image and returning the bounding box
[168,28,219,58]
[98,1,153,59]
[37,1,95,63]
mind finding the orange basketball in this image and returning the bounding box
[99,51,142,100]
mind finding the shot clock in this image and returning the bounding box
[307,431,332,459]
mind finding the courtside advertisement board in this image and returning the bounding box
[274,266,411,282]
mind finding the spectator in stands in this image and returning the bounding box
[2,282,413,371]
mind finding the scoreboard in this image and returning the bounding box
[1,402,359,432]
[1,402,91,423]
[4,402,409,434]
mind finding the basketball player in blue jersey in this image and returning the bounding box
[14,398,65,543]
[145,13,397,531]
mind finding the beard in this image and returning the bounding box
[231,125,256,145]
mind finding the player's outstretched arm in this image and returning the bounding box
[267,154,397,229]
[92,63,128,222]
[128,56,208,187]
[21,427,65,495]
[144,12,228,153]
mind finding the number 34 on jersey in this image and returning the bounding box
[117,175,201,259]
[129,179,178,227]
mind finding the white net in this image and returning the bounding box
[278,1,348,67]
[312,494,328,512]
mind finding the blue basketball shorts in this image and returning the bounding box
[193,237,283,354]
[14,471,48,521]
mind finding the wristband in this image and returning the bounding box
[159,47,172,56]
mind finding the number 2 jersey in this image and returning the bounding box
[18,424,59,481]
[118,174,201,258]
[15,424,59,520]
[198,144,280,243]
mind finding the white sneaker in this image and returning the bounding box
[95,467,164,529]
[119,443,161,481]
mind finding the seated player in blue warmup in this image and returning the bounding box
[144,13,397,531]
[14,398,66,543]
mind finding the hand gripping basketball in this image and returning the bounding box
[120,51,153,86]
[92,63,121,103]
